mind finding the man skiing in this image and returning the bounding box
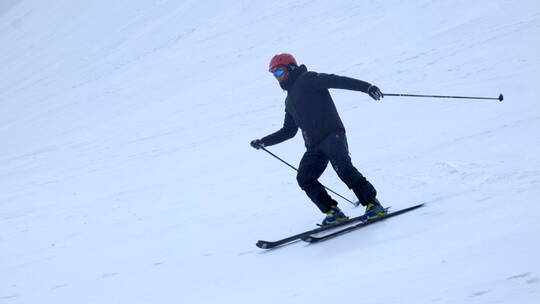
[250,53,387,226]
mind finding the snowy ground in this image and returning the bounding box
[1,0,540,303]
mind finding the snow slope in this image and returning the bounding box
[1,0,540,303]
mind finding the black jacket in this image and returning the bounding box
[261,65,372,148]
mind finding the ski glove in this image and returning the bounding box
[250,139,265,150]
[367,85,383,101]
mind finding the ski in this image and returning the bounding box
[301,203,425,243]
[256,213,373,249]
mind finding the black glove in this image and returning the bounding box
[368,85,383,101]
[250,139,265,150]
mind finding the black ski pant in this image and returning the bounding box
[296,131,377,213]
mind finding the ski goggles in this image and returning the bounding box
[270,66,287,78]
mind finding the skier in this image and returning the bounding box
[250,53,387,225]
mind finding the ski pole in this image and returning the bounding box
[260,146,358,206]
[383,93,503,102]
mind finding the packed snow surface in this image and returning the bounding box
[1,1,540,303]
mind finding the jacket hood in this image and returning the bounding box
[280,64,307,91]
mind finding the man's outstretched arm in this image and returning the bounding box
[307,72,383,100]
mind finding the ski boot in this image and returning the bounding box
[364,198,388,220]
[363,198,388,220]
[321,206,349,226]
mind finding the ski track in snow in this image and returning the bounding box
[1,1,540,303]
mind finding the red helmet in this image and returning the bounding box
[269,53,297,71]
